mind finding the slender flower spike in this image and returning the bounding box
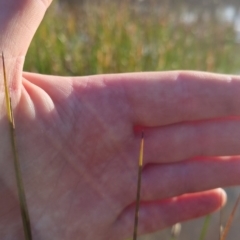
[133,131,144,240]
[171,223,181,240]
[2,53,32,240]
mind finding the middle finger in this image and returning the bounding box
[143,118,240,164]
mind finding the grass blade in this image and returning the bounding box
[220,193,240,240]
[2,53,32,240]
[198,215,211,240]
[133,131,144,240]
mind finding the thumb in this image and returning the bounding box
[0,0,52,104]
[0,0,52,57]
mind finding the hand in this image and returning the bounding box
[1,1,240,240]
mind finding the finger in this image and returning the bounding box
[141,156,240,201]
[102,71,240,126]
[113,189,225,239]
[143,118,240,164]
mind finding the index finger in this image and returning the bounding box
[104,71,240,126]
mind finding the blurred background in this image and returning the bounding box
[24,0,240,76]
[24,0,240,239]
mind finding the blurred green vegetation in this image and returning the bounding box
[24,1,240,76]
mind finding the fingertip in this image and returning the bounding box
[215,188,227,208]
[114,189,226,238]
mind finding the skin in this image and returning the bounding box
[1,0,240,239]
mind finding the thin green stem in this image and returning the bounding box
[198,215,211,240]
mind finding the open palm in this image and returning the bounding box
[2,1,240,240]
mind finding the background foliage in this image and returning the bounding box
[24,0,240,76]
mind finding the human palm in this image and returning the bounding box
[2,1,240,240]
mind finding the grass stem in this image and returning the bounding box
[133,131,144,240]
[220,193,240,240]
[198,215,211,240]
[2,52,32,240]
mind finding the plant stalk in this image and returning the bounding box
[133,131,144,240]
[2,52,32,240]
